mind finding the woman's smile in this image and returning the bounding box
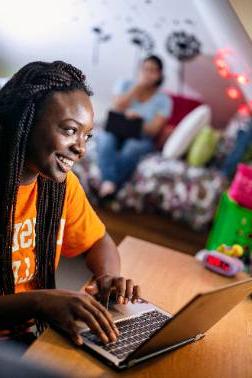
[56,154,75,173]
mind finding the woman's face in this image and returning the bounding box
[138,60,162,88]
[23,90,94,184]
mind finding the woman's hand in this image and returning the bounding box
[85,275,140,309]
[125,110,141,120]
[36,289,119,346]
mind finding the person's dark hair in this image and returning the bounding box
[0,61,91,302]
[143,55,164,87]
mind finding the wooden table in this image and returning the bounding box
[24,237,252,378]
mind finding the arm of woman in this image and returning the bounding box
[143,114,168,137]
[112,84,144,113]
[84,233,140,307]
[0,289,119,346]
[85,233,120,279]
[0,291,39,328]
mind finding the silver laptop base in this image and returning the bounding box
[120,335,204,369]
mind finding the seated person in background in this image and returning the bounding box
[96,55,173,198]
[0,61,139,349]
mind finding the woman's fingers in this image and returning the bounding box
[75,297,118,342]
[114,277,126,304]
[75,306,112,343]
[96,276,113,309]
[132,285,141,303]
[71,333,84,346]
[124,279,134,304]
[114,278,138,304]
[90,296,119,337]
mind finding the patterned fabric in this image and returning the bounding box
[115,155,227,229]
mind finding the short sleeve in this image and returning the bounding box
[61,172,106,257]
[156,93,173,118]
[112,79,133,96]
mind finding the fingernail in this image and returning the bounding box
[118,296,124,304]
[114,326,120,336]
[109,332,117,342]
[101,333,109,344]
[76,335,84,345]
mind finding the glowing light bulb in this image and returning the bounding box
[215,58,227,69]
[237,74,249,85]
[238,103,251,116]
[218,68,231,78]
[226,86,241,99]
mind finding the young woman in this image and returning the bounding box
[0,61,140,347]
[96,55,173,198]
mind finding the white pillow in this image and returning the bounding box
[162,105,211,159]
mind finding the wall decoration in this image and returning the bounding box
[166,31,201,61]
[226,86,241,100]
[238,103,252,116]
[165,30,201,93]
[172,19,180,26]
[127,27,155,71]
[184,19,194,25]
[91,26,112,65]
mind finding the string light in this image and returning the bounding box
[214,50,250,85]
[238,103,251,116]
[236,74,249,85]
[226,86,241,100]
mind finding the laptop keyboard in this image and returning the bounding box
[82,310,170,360]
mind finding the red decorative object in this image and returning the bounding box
[214,57,227,69]
[236,74,249,85]
[237,103,251,116]
[214,49,251,85]
[229,164,252,209]
[226,86,241,100]
[218,67,231,78]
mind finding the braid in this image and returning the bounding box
[0,61,91,297]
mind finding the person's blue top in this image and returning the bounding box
[113,79,173,123]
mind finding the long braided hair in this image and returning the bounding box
[0,61,92,296]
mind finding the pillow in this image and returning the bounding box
[162,105,211,159]
[155,94,202,150]
[187,126,220,167]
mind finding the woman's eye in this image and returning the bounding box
[85,133,93,142]
[64,127,76,136]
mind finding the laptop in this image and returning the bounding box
[80,278,252,370]
[105,110,143,140]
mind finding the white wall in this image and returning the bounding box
[0,0,250,125]
[0,0,214,117]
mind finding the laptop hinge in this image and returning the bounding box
[194,333,205,341]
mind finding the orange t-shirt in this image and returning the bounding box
[13,170,105,293]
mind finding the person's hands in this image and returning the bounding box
[36,289,119,346]
[85,275,140,309]
[125,110,141,120]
